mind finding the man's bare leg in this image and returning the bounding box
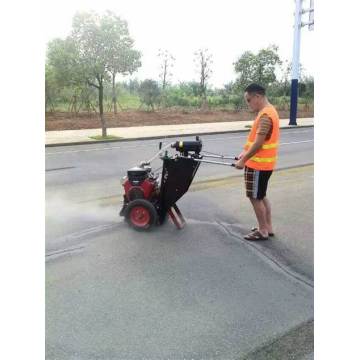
[263,197,274,234]
[249,198,269,237]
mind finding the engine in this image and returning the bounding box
[122,166,159,202]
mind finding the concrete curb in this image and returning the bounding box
[45,124,314,148]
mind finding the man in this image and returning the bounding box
[235,83,280,241]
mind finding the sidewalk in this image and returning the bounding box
[45,117,314,146]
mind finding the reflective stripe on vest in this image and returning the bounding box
[250,156,278,163]
[245,141,278,150]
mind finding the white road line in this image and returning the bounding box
[46,143,159,155]
[203,132,313,143]
[46,131,314,156]
[280,140,313,146]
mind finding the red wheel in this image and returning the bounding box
[124,199,158,230]
[129,206,151,227]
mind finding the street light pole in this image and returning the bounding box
[289,0,314,126]
[289,0,303,126]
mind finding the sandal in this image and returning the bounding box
[251,227,274,237]
[244,230,269,241]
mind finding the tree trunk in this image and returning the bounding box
[201,96,209,111]
[112,73,117,114]
[162,60,167,90]
[98,82,107,137]
[284,80,288,97]
[46,96,55,112]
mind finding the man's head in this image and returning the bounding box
[244,83,267,112]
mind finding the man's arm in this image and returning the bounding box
[241,133,267,162]
[235,133,266,169]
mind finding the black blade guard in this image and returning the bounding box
[158,157,200,221]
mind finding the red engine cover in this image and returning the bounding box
[123,178,156,200]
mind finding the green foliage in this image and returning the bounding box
[64,10,140,99]
[102,11,141,77]
[139,79,161,110]
[46,37,87,88]
[229,95,245,111]
[159,83,202,108]
[45,64,60,111]
[121,79,141,94]
[233,45,282,90]
[178,82,202,97]
[117,91,141,109]
[46,10,142,135]
[70,11,115,86]
[299,76,314,98]
[269,96,290,111]
[46,40,313,114]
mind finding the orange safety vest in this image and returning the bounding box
[244,105,280,171]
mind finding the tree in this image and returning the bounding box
[46,37,91,113]
[300,76,314,99]
[46,38,85,88]
[279,60,292,96]
[126,79,141,94]
[45,64,59,112]
[139,79,160,111]
[158,49,175,90]
[47,11,142,137]
[234,45,282,91]
[279,59,305,96]
[103,11,141,114]
[70,11,114,136]
[178,81,201,97]
[194,49,213,110]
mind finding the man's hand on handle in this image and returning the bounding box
[235,151,246,169]
[235,158,245,169]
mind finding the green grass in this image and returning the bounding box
[46,95,313,113]
[117,93,141,109]
[89,135,123,141]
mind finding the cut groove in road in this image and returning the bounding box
[217,221,314,288]
[239,319,314,360]
[46,223,121,261]
[56,223,120,242]
[45,166,76,172]
[66,223,119,239]
[45,245,85,261]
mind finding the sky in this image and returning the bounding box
[44,0,315,88]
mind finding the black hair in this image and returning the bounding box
[244,83,266,96]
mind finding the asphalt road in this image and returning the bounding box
[45,128,313,186]
[46,127,314,359]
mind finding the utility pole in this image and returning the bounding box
[289,0,314,125]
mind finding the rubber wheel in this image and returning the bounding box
[124,199,158,231]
